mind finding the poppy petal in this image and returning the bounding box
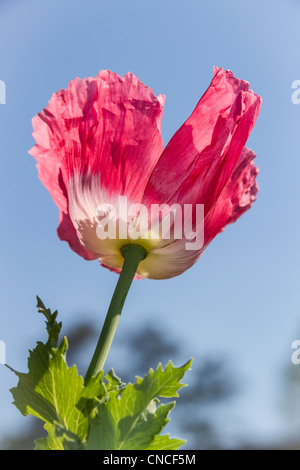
[143,67,262,218]
[29,71,165,259]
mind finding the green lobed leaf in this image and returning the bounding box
[104,368,126,392]
[85,360,192,450]
[36,296,61,349]
[145,434,186,450]
[9,298,105,450]
[35,422,84,450]
[35,422,65,450]
[10,336,89,441]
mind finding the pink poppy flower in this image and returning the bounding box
[29,67,262,279]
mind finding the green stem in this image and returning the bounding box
[84,244,147,384]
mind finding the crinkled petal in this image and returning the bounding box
[57,211,99,261]
[135,147,259,279]
[143,67,262,218]
[29,71,165,259]
[203,147,259,247]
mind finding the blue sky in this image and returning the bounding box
[0,0,299,447]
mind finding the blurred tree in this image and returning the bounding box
[118,324,236,450]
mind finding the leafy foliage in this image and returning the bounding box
[9,297,191,450]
